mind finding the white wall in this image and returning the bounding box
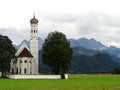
[7,74,68,79]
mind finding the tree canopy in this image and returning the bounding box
[42,31,73,76]
[0,35,16,77]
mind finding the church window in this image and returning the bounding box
[24,60,27,63]
[19,68,21,74]
[30,68,31,74]
[16,68,18,74]
[24,68,26,74]
[12,68,14,74]
[20,60,22,63]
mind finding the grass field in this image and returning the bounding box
[0,74,120,90]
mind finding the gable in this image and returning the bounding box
[18,47,33,57]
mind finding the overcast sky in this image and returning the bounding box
[1,0,120,47]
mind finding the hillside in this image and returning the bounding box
[69,46,120,73]
[70,53,119,73]
[72,46,99,56]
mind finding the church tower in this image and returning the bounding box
[30,14,39,74]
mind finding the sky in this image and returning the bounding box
[1,0,120,47]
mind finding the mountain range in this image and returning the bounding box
[69,38,107,50]
[68,38,120,60]
[15,37,120,59]
[14,37,120,73]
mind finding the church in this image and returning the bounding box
[8,15,68,79]
[10,15,39,74]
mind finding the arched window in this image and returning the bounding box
[12,68,14,74]
[24,68,26,74]
[16,68,18,74]
[30,68,31,74]
[20,60,22,63]
[24,60,27,63]
[34,30,35,33]
[19,68,21,74]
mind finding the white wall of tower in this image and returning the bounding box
[30,23,39,74]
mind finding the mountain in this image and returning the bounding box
[71,46,120,73]
[14,39,29,50]
[38,46,120,74]
[69,38,107,50]
[14,37,43,50]
[72,46,99,56]
[105,46,120,59]
[68,38,120,61]
[14,37,120,60]
[38,37,44,50]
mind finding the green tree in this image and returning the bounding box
[0,35,16,77]
[42,31,73,78]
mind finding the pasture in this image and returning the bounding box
[0,74,120,90]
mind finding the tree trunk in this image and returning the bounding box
[1,59,4,77]
[61,73,65,79]
[61,69,66,79]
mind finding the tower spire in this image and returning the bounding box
[33,12,35,18]
[30,12,38,24]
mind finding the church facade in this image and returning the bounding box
[10,15,39,74]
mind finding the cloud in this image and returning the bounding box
[43,13,120,47]
[1,13,120,48]
[0,28,29,45]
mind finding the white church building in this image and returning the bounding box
[9,15,68,79]
[10,15,39,74]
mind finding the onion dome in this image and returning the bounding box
[30,15,38,24]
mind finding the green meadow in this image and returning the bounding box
[0,74,120,90]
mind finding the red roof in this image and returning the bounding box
[18,47,33,57]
